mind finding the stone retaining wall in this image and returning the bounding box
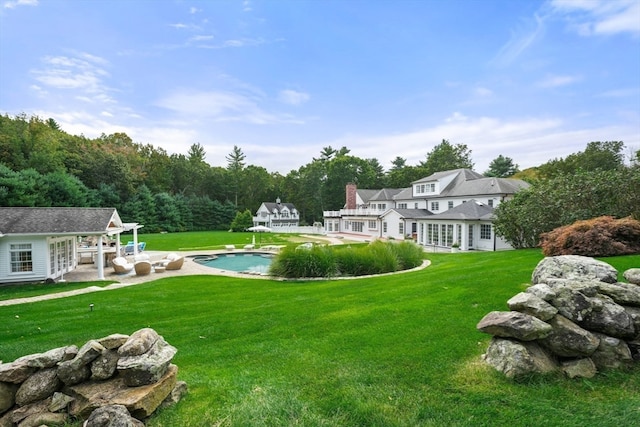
[477,255,640,379]
[0,328,186,426]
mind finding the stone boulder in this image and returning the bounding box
[84,404,145,427]
[482,338,558,379]
[15,367,61,406]
[623,268,640,285]
[67,364,178,420]
[480,255,638,379]
[0,360,36,384]
[538,315,600,357]
[0,382,17,414]
[580,295,636,339]
[532,255,618,284]
[14,346,76,369]
[507,292,558,320]
[477,311,552,341]
[590,333,633,370]
[58,340,105,386]
[118,329,159,357]
[594,282,640,307]
[117,338,177,387]
[561,358,597,379]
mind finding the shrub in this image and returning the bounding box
[540,216,640,257]
[270,241,425,279]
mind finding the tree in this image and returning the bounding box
[230,209,253,232]
[485,155,519,177]
[419,139,474,176]
[493,167,640,248]
[226,145,246,207]
[538,141,625,178]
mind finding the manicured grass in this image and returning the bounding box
[0,280,115,302]
[1,248,639,426]
[134,230,294,251]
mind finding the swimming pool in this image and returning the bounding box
[194,253,274,274]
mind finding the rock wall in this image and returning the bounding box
[0,328,186,426]
[477,255,640,379]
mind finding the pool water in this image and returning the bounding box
[195,253,273,274]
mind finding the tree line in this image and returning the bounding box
[1,113,637,244]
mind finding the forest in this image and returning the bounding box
[1,113,638,245]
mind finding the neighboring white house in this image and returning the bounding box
[0,207,142,284]
[323,168,530,251]
[253,198,300,229]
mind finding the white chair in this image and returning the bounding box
[112,257,134,274]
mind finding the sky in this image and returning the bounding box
[1,0,639,175]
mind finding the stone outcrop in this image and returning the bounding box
[0,328,186,426]
[478,255,639,379]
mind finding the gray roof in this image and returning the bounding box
[356,189,380,203]
[263,202,297,213]
[383,208,433,219]
[429,200,495,220]
[443,177,529,197]
[0,207,122,235]
[412,168,484,184]
[392,187,413,200]
[369,188,404,201]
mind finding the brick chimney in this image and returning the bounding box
[346,183,357,209]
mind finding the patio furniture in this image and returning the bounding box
[164,256,184,270]
[112,257,134,274]
[225,245,236,250]
[134,260,152,276]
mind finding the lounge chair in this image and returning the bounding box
[112,257,134,274]
[164,256,184,270]
[134,260,152,276]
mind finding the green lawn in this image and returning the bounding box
[1,242,639,426]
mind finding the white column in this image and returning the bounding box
[97,235,105,280]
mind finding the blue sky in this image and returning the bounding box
[1,0,639,175]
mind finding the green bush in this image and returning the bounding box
[270,241,425,278]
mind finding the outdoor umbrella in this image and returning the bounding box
[247,225,272,246]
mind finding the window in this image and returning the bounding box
[448,201,454,210]
[428,183,435,192]
[414,203,418,209]
[398,203,407,209]
[433,223,439,244]
[480,224,492,240]
[383,222,387,233]
[399,222,404,235]
[427,224,433,244]
[10,243,33,273]
[488,199,494,207]
[353,222,364,232]
[431,201,439,211]
[378,203,386,210]
[369,220,377,229]
[446,224,454,246]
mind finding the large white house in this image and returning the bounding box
[323,168,529,251]
[253,198,300,229]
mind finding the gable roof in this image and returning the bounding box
[443,177,529,197]
[0,207,123,236]
[369,188,404,201]
[429,200,495,220]
[356,189,379,204]
[381,208,433,220]
[262,202,297,213]
[412,168,484,184]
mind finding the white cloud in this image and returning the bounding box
[492,13,546,67]
[155,90,304,125]
[537,74,582,88]
[549,0,640,36]
[30,53,116,105]
[3,0,37,9]
[278,89,310,106]
[474,87,493,97]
